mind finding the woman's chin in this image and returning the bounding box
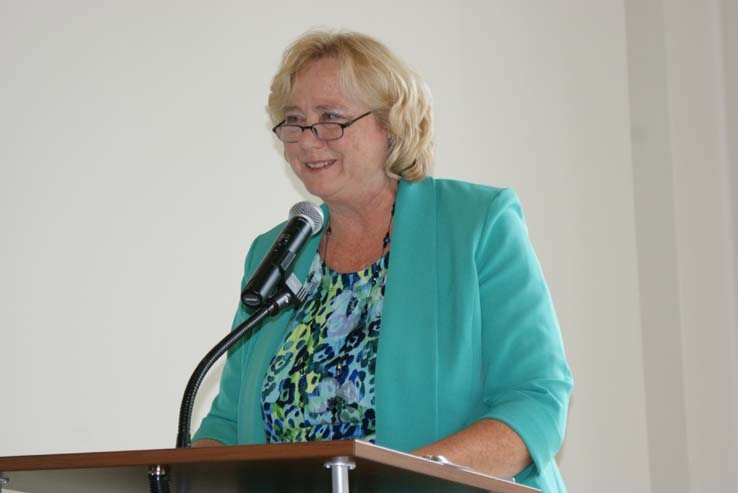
[299,170,344,199]
[302,180,340,201]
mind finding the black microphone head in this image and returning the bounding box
[288,201,324,235]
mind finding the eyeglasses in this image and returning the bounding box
[272,111,373,143]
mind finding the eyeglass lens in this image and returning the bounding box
[277,123,343,143]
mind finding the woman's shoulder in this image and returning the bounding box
[402,176,524,223]
[435,177,518,203]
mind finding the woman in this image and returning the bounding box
[193,30,572,492]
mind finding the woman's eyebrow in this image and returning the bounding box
[283,104,350,115]
[315,104,351,113]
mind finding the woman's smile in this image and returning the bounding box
[304,159,337,170]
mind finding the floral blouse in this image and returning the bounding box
[261,250,389,443]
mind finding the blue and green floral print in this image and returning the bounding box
[261,251,389,443]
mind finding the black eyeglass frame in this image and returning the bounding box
[272,111,373,143]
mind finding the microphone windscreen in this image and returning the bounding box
[288,201,324,235]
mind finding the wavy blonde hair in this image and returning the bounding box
[268,30,433,182]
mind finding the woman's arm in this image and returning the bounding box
[419,189,570,479]
[190,241,263,446]
[412,419,531,478]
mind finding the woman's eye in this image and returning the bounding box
[285,115,300,123]
[322,112,342,121]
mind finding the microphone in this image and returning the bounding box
[241,201,324,308]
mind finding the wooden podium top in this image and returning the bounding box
[0,440,538,493]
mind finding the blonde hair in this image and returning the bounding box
[268,30,433,181]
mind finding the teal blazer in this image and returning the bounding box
[194,177,573,492]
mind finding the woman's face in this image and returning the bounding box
[282,57,391,205]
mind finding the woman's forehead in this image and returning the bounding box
[286,62,364,112]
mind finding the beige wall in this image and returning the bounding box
[0,1,735,492]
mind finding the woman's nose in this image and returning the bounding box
[298,126,325,149]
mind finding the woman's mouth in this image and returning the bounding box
[305,160,336,170]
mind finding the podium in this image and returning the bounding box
[0,440,538,493]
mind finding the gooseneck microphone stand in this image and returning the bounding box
[148,274,307,493]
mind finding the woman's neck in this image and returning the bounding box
[326,181,397,235]
[320,180,398,272]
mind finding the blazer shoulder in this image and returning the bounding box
[427,177,524,225]
[431,176,516,204]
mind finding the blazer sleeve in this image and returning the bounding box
[474,189,573,477]
[191,241,261,445]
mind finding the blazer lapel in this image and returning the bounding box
[376,177,440,450]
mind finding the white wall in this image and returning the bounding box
[0,2,735,492]
[660,1,738,491]
[626,1,738,492]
